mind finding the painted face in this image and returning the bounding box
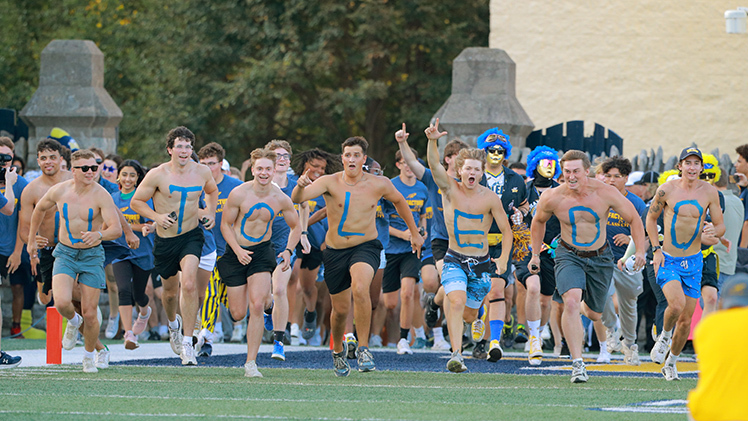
[304,158,327,181]
[37,149,62,176]
[537,159,556,179]
[252,157,276,186]
[101,159,118,183]
[459,158,483,189]
[486,146,505,166]
[118,166,139,192]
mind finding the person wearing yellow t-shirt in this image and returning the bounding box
[687,273,748,420]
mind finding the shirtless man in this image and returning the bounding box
[27,150,122,373]
[529,150,646,383]
[424,119,513,373]
[219,148,300,378]
[131,126,218,366]
[19,139,71,305]
[648,147,724,381]
[292,136,423,377]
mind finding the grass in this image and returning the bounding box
[0,364,695,420]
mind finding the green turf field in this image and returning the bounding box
[0,365,695,420]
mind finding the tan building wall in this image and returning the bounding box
[490,0,748,161]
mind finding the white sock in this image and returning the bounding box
[215,322,223,334]
[527,319,541,338]
[662,329,673,340]
[69,313,82,327]
[183,336,193,346]
[599,341,608,353]
[573,358,584,365]
[666,352,679,366]
[433,327,445,342]
[414,326,426,339]
[168,318,179,330]
[83,350,95,360]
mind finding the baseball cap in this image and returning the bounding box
[48,128,80,152]
[626,171,643,186]
[721,273,748,309]
[221,159,230,172]
[679,147,702,162]
[636,171,659,185]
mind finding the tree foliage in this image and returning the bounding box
[0,0,488,173]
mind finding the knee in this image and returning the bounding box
[229,308,245,322]
[400,287,414,303]
[702,289,718,307]
[273,285,287,300]
[668,296,685,314]
[81,307,98,324]
[563,300,580,315]
[526,283,541,298]
[351,283,369,302]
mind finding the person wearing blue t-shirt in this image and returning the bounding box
[598,156,648,365]
[383,148,428,355]
[111,160,156,350]
[195,142,242,356]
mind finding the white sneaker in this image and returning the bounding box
[571,360,588,383]
[432,338,451,351]
[397,338,413,355]
[541,324,552,340]
[95,348,110,369]
[369,335,383,348]
[230,322,244,343]
[622,342,641,366]
[528,335,543,366]
[606,328,622,353]
[105,314,120,339]
[524,341,531,352]
[244,360,263,378]
[82,356,98,373]
[290,323,300,346]
[196,328,208,354]
[650,333,670,364]
[447,351,467,373]
[169,315,184,355]
[62,317,81,350]
[181,341,197,366]
[597,348,611,363]
[662,363,679,381]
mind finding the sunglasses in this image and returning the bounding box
[0,153,12,163]
[95,158,103,164]
[73,165,99,172]
[102,164,117,173]
[487,147,505,155]
[699,173,716,180]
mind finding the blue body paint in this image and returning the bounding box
[169,185,202,234]
[671,200,703,250]
[240,203,274,242]
[338,192,365,237]
[453,209,484,248]
[62,203,92,244]
[569,206,600,247]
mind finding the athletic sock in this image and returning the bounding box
[168,318,179,330]
[414,326,426,340]
[400,328,409,340]
[183,336,193,346]
[662,329,673,340]
[304,310,316,323]
[83,350,95,360]
[433,327,445,342]
[573,357,583,365]
[665,352,679,366]
[490,320,504,342]
[527,319,541,338]
[69,313,82,327]
[274,330,285,343]
[599,341,608,354]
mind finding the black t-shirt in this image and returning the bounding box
[525,178,561,246]
[480,166,527,234]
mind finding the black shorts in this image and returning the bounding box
[488,244,512,279]
[431,238,449,262]
[35,246,56,294]
[153,227,204,280]
[383,252,422,293]
[514,250,556,296]
[217,241,276,287]
[150,268,162,289]
[323,239,382,295]
[296,244,323,270]
[421,256,435,267]
[0,255,32,286]
[701,252,719,290]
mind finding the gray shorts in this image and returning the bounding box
[552,244,614,314]
[52,243,106,290]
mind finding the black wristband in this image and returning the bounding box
[301,230,308,235]
[285,248,293,255]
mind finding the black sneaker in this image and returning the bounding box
[302,310,317,340]
[148,328,161,341]
[197,342,212,357]
[0,351,21,369]
[502,325,515,348]
[472,340,487,359]
[424,295,439,328]
[515,325,529,344]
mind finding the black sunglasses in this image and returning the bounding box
[700,173,716,180]
[0,153,12,162]
[95,158,103,164]
[487,147,505,154]
[73,165,99,172]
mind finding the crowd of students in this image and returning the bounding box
[0,123,746,405]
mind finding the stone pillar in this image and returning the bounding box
[20,40,122,168]
[432,47,534,161]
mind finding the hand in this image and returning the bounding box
[300,235,311,254]
[424,118,448,141]
[235,248,253,266]
[4,166,17,186]
[400,229,412,242]
[200,214,216,230]
[410,231,424,258]
[125,231,140,249]
[395,123,409,144]
[80,231,103,246]
[6,250,21,274]
[702,222,715,237]
[528,255,540,274]
[735,172,748,187]
[493,256,508,276]
[722,236,732,252]
[297,169,312,188]
[277,250,292,271]
[142,223,156,236]
[652,250,664,276]
[617,258,626,271]
[612,233,630,247]
[35,235,49,249]
[633,252,646,272]
[156,213,176,230]
[510,208,524,226]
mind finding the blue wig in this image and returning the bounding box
[476,128,512,158]
[526,146,561,179]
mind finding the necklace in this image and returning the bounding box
[343,173,364,187]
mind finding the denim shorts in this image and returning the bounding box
[441,249,492,309]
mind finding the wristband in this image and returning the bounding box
[532,253,540,257]
[285,248,293,256]
[98,231,103,240]
[301,230,308,235]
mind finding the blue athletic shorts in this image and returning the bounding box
[656,251,702,299]
[52,243,106,289]
[441,249,491,309]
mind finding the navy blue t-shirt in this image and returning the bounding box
[606,190,647,260]
[387,176,427,254]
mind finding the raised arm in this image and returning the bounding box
[394,123,426,179]
[382,179,424,256]
[424,119,452,193]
